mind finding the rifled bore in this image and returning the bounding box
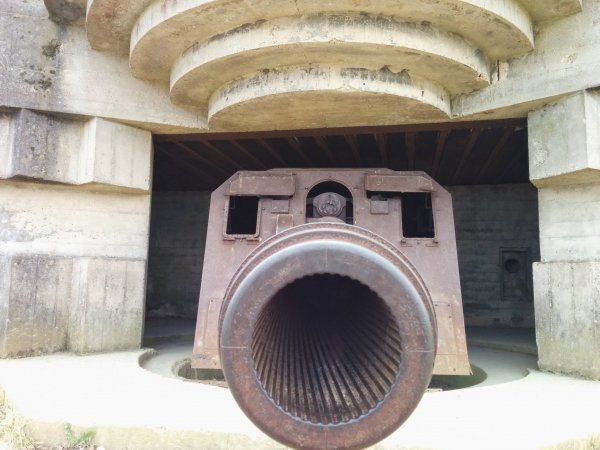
[251,274,402,425]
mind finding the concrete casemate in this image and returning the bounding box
[0,0,598,390]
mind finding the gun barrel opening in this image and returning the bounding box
[251,274,402,425]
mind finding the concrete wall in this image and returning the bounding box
[0,1,203,133]
[0,108,153,357]
[454,0,600,121]
[529,90,600,380]
[448,184,539,328]
[146,192,211,319]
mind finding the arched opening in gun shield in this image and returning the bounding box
[306,181,354,224]
[251,274,402,425]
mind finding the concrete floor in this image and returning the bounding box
[466,326,538,356]
[0,323,599,450]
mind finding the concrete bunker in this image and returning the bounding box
[1,1,598,447]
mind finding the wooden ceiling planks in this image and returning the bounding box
[153,120,528,191]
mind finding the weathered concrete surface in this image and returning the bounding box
[0,1,204,133]
[124,0,537,129]
[18,0,595,132]
[0,181,150,258]
[455,2,600,120]
[0,255,71,357]
[82,117,153,191]
[43,0,86,24]
[534,261,600,380]
[3,109,84,184]
[87,0,579,59]
[69,258,146,353]
[531,93,600,263]
[0,111,152,357]
[0,255,146,357]
[0,347,598,449]
[86,0,153,54]
[85,0,587,130]
[0,256,147,358]
[529,91,600,188]
[170,14,490,113]
[129,0,533,82]
[529,91,600,380]
[519,0,582,21]
[208,67,450,131]
[0,110,152,191]
[538,184,600,263]
[448,184,539,328]
[0,114,14,179]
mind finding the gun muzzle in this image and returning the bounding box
[219,223,436,449]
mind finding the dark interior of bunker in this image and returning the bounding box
[145,120,539,343]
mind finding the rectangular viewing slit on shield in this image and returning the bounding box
[401,193,435,238]
[226,196,260,236]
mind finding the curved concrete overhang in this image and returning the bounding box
[208,66,451,130]
[86,0,150,53]
[129,0,533,82]
[83,0,583,130]
[85,0,581,56]
[519,0,582,22]
[170,15,490,113]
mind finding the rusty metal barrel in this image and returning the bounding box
[219,222,437,449]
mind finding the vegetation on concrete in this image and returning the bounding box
[0,399,99,450]
[0,397,35,450]
[63,424,96,450]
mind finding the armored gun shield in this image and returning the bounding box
[193,169,469,449]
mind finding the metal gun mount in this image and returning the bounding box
[193,169,469,449]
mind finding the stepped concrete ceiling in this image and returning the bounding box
[84,0,581,131]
